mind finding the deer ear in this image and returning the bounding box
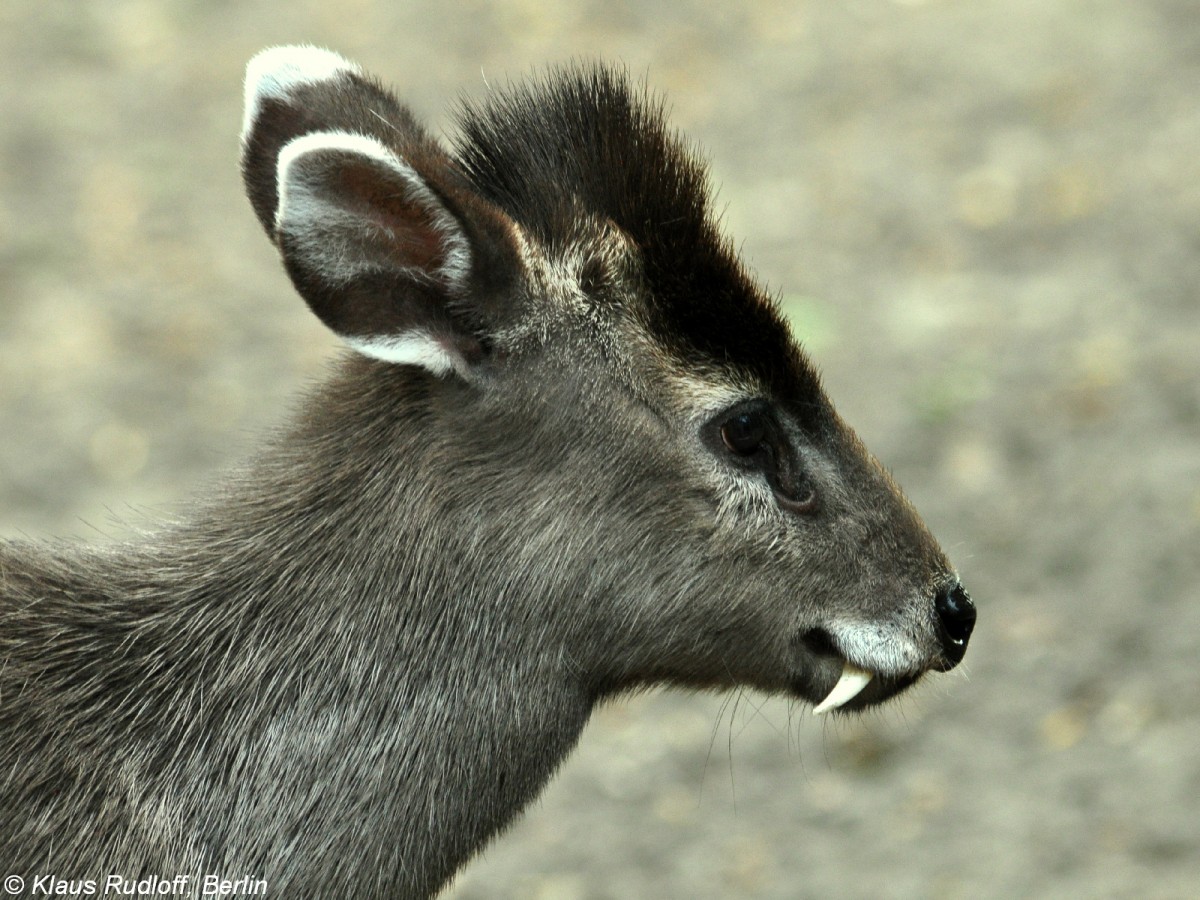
[240,46,513,377]
[272,130,475,374]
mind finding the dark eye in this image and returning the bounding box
[720,411,769,456]
[710,402,821,516]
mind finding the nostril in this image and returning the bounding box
[935,582,976,665]
[937,583,976,640]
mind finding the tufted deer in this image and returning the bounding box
[0,47,975,897]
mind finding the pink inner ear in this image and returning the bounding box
[335,159,451,276]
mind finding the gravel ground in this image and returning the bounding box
[2,2,1198,898]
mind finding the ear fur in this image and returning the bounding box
[240,46,520,377]
[273,129,473,373]
[241,46,361,156]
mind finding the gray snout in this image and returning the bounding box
[934,582,976,669]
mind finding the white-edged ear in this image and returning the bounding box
[343,333,462,375]
[240,46,525,379]
[270,129,480,376]
[241,46,359,148]
[275,130,472,291]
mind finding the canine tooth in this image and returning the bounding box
[812,662,873,715]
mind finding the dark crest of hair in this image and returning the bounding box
[451,63,819,402]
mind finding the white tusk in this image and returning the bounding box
[812,662,874,715]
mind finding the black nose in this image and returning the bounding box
[934,582,976,668]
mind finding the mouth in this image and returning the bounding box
[801,660,923,715]
[811,660,875,714]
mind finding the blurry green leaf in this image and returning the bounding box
[910,358,991,425]
[780,295,837,353]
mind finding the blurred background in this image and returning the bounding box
[1,1,1197,897]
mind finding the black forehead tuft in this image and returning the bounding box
[451,63,822,404]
